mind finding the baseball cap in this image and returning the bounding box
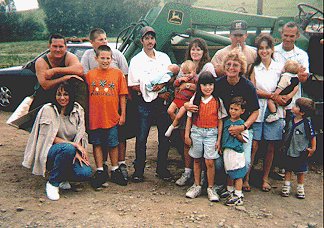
[140,26,156,38]
[230,20,248,35]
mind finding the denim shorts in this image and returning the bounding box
[189,125,219,160]
[88,126,119,147]
[284,152,308,174]
[252,119,285,141]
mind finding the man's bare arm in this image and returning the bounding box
[36,58,83,90]
[45,53,83,80]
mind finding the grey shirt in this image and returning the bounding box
[57,115,78,142]
[81,48,128,75]
[285,118,315,157]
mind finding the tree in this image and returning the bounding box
[0,0,16,12]
[0,8,46,42]
[37,0,160,37]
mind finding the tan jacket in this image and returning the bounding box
[22,102,87,176]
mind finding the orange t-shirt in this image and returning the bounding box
[85,68,128,130]
[193,97,219,128]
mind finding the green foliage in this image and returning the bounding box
[37,0,160,37]
[0,9,46,42]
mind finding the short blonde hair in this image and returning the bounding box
[181,60,196,73]
[284,60,300,74]
[222,50,247,76]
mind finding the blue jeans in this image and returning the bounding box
[134,97,171,175]
[46,143,92,187]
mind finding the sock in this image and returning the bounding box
[284,181,291,186]
[111,166,118,171]
[227,186,235,192]
[97,167,104,171]
[165,124,175,137]
[184,168,192,175]
[234,190,243,198]
[297,184,304,189]
[118,161,126,166]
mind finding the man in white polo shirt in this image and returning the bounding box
[128,26,174,182]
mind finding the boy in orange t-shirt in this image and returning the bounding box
[84,45,128,188]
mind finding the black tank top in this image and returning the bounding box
[30,53,67,110]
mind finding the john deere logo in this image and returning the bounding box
[168,10,183,25]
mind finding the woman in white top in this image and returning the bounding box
[23,81,92,200]
[248,34,296,192]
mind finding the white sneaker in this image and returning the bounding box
[265,113,279,123]
[59,181,71,190]
[101,182,109,188]
[186,184,202,199]
[175,172,191,186]
[207,187,220,202]
[226,193,244,206]
[296,186,305,199]
[46,181,60,201]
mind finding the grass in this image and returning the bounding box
[0,38,119,68]
[0,40,48,68]
[196,0,323,17]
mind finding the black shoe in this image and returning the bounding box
[90,170,108,189]
[270,171,285,181]
[119,164,129,182]
[103,164,110,179]
[216,185,227,196]
[155,169,173,181]
[131,173,144,183]
[111,168,128,186]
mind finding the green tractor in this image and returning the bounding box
[116,2,323,161]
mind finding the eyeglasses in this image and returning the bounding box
[225,63,241,68]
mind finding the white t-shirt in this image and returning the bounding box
[198,62,217,78]
[128,49,172,102]
[81,48,129,75]
[254,60,285,122]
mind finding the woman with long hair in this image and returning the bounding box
[23,80,92,201]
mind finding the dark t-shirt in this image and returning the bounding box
[214,76,259,121]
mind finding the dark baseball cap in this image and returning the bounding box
[140,26,156,38]
[230,20,248,35]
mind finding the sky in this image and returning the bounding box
[14,0,39,11]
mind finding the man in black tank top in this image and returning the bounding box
[31,34,84,110]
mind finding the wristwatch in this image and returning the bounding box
[243,124,248,130]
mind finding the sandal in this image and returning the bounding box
[262,180,272,192]
[242,182,251,192]
[281,184,291,197]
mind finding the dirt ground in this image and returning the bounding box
[0,111,323,228]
